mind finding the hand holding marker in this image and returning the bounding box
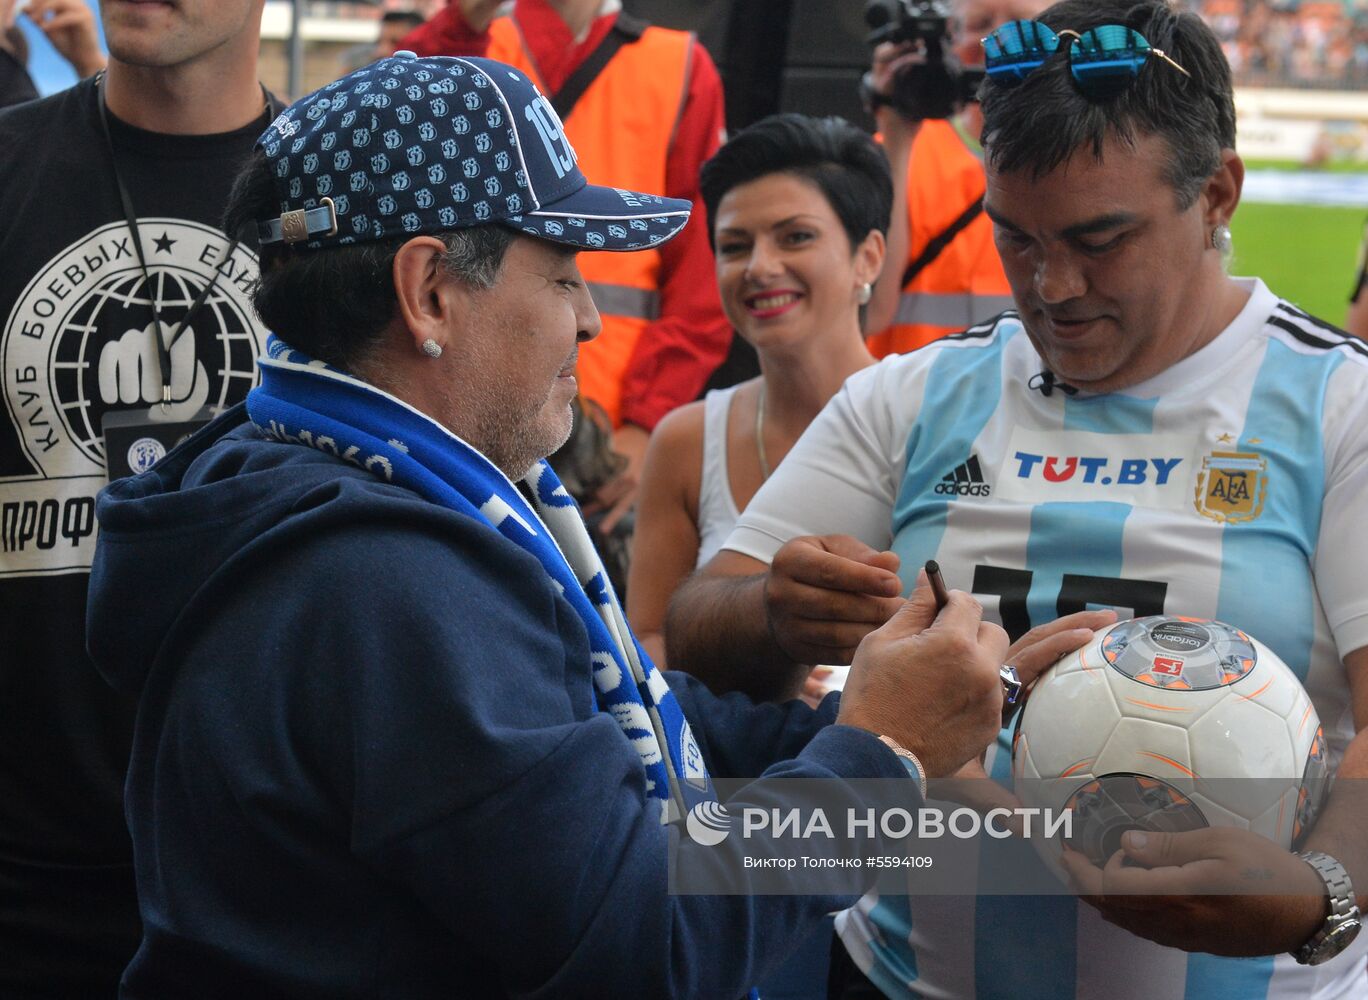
[925,560,1023,724]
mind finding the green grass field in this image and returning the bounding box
[1230,202,1363,325]
[1243,159,1368,174]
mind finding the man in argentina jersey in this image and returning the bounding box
[733,285,1368,1000]
[665,1,1368,997]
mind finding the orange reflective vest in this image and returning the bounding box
[487,16,693,426]
[867,119,1015,359]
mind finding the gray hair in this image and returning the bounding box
[438,225,517,290]
[226,145,524,371]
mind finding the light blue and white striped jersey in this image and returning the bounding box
[725,279,1368,1000]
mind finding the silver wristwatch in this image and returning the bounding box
[1291,851,1362,966]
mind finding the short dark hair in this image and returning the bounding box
[699,113,893,252]
[222,149,514,371]
[380,10,425,30]
[3,25,28,65]
[979,0,1236,210]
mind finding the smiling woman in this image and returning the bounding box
[626,113,890,697]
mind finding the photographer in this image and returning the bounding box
[863,0,1046,356]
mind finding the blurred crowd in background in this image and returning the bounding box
[1189,0,1368,88]
[13,1,1368,108]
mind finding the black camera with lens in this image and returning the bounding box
[863,0,985,121]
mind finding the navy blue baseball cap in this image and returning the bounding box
[255,52,690,253]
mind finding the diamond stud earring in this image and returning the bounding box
[1211,223,1233,254]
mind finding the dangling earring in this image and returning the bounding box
[1210,224,1233,255]
[421,338,443,358]
[857,282,873,305]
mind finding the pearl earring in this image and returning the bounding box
[858,282,873,305]
[421,338,443,359]
[1211,224,1233,255]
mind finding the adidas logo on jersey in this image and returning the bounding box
[935,455,991,497]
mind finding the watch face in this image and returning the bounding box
[1310,919,1362,965]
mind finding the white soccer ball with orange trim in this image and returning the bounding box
[1013,615,1328,872]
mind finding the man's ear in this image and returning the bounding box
[1202,149,1244,230]
[392,236,468,357]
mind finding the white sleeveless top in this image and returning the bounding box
[694,385,743,568]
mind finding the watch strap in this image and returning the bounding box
[1292,850,1362,965]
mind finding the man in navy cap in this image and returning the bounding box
[86,53,1011,996]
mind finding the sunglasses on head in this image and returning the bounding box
[982,19,1190,95]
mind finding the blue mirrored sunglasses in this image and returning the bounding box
[982,19,1190,93]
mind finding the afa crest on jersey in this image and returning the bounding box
[1194,449,1268,523]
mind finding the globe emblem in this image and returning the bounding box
[685,802,731,846]
[50,267,259,466]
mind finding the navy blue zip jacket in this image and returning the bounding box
[87,405,911,999]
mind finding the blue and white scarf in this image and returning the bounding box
[247,337,713,823]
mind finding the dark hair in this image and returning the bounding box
[3,26,28,64]
[699,113,893,252]
[222,149,514,371]
[380,10,425,30]
[979,0,1236,210]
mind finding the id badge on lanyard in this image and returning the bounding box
[102,409,215,480]
[95,74,230,481]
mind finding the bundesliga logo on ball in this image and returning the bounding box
[1013,615,1329,872]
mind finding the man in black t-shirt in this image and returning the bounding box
[0,0,274,993]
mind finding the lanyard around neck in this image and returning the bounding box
[95,73,238,410]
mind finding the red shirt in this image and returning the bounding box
[400,0,732,431]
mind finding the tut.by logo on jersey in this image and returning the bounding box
[995,429,1193,508]
[935,454,991,497]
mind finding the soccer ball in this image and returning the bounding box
[1013,616,1328,872]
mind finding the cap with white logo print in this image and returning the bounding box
[255,52,690,254]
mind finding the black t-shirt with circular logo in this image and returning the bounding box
[0,76,275,995]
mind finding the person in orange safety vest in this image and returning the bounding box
[863,0,1049,358]
[398,0,731,532]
